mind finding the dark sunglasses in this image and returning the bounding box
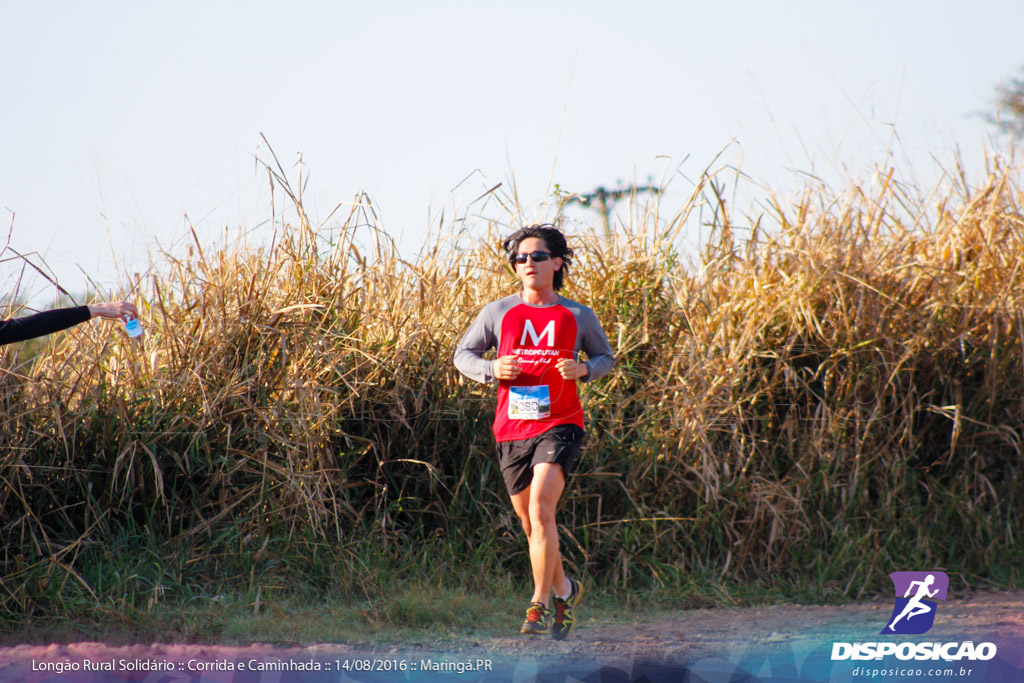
[512,251,552,264]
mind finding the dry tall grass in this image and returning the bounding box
[2,150,1023,620]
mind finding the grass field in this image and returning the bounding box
[2,146,1023,637]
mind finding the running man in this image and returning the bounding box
[888,574,940,631]
[454,224,614,639]
[1,301,139,346]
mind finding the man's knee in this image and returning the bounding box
[517,514,532,537]
[528,499,557,528]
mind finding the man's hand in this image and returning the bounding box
[88,301,139,321]
[556,358,588,380]
[493,355,522,380]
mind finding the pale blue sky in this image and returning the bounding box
[2,1,1022,306]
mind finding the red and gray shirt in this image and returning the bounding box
[454,294,614,442]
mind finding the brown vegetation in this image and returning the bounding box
[2,149,1023,623]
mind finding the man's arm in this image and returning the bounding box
[578,308,614,383]
[1,301,139,346]
[0,306,91,346]
[903,581,925,598]
[453,307,498,384]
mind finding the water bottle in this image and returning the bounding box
[124,316,144,338]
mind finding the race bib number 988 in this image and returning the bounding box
[508,385,551,420]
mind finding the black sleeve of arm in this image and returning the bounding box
[0,306,92,346]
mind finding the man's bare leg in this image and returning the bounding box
[509,462,570,606]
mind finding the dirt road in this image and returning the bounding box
[1,591,1022,681]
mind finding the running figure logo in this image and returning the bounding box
[881,571,949,635]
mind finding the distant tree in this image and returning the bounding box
[989,66,1024,141]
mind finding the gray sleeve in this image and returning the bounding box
[577,308,615,383]
[453,306,498,384]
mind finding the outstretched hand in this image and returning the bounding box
[88,301,139,321]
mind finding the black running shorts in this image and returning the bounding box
[496,424,585,496]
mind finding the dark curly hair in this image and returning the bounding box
[502,224,573,291]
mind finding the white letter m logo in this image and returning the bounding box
[520,320,555,346]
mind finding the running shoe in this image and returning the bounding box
[520,601,550,635]
[550,578,583,640]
